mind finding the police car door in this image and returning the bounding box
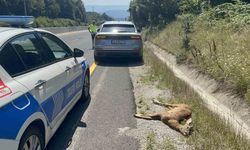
[39,32,83,118]
[10,33,65,129]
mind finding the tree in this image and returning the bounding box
[45,0,60,18]
[129,0,150,28]
[0,0,87,23]
[0,0,24,15]
[74,0,87,22]
[210,0,234,6]
[129,0,179,28]
[0,0,9,15]
[26,0,45,17]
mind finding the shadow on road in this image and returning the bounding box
[96,58,144,67]
[45,96,91,150]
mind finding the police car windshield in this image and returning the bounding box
[101,24,136,33]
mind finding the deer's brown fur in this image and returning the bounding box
[135,100,193,136]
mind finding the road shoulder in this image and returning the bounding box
[127,64,190,150]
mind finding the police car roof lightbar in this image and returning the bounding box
[0,15,34,27]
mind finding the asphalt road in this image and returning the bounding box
[45,31,141,150]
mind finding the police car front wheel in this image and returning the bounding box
[18,126,44,150]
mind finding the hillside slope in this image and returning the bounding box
[147,2,250,104]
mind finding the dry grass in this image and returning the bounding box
[143,47,250,150]
[191,21,250,97]
[140,73,158,85]
[160,139,176,150]
[146,130,176,150]
[146,131,156,150]
[138,97,150,115]
[150,19,184,56]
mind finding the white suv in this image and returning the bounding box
[0,19,90,150]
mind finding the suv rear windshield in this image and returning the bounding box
[101,24,136,33]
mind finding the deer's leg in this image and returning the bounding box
[165,119,182,130]
[134,112,162,120]
[166,119,190,136]
[153,99,181,108]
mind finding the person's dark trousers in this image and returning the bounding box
[91,33,96,49]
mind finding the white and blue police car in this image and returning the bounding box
[0,16,90,150]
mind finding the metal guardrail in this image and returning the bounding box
[41,26,88,34]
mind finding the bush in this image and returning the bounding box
[33,17,82,27]
[178,0,205,14]
[199,2,250,29]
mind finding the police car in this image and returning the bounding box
[0,16,90,150]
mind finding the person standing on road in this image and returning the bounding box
[88,21,97,49]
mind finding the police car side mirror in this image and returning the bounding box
[97,28,100,32]
[137,29,141,33]
[73,48,84,57]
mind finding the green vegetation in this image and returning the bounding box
[138,97,150,115]
[0,0,114,27]
[151,3,250,103]
[0,0,86,22]
[0,0,86,27]
[145,129,176,150]
[146,131,156,150]
[160,139,176,150]
[129,0,179,29]
[143,47,250,150]
[34,17,83,27]
[130,0,250,103]
[140,73,158,85]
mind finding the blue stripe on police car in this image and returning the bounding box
[0,93,41,139]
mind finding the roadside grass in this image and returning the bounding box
[156,96,166,104]
[146,131,156,150]
[150,19,184,56]
[143,47,250,150]
[138,97,150,115]
[160,139,176,150]
[146,130,177,150]
[149,14,250,104]
[140,73,158,85]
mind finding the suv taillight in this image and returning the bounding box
[130,36,141,40]
[96,35,107,39]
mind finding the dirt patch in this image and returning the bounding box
[124,65,192,150]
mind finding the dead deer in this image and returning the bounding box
[135,99,193,136]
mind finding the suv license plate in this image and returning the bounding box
[111,40,126,44]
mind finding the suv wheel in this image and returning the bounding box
[94,56,101,64]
